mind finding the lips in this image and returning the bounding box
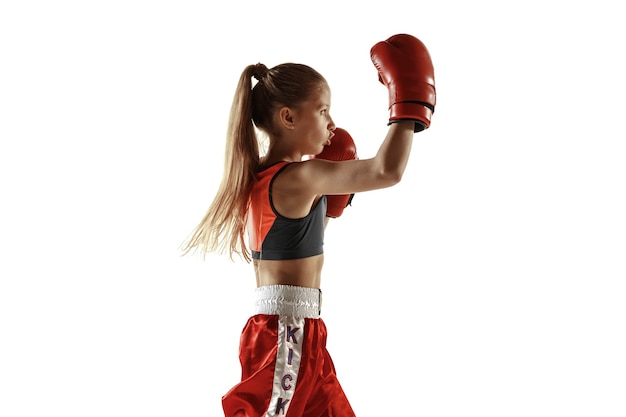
[326,131,335,146]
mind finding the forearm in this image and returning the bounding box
[374,121,415,183]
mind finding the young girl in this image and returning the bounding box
[182,34,435,417]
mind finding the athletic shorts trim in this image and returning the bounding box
[266,315,304,416]
[254,284,322,318]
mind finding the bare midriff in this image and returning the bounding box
[254,254,324,289]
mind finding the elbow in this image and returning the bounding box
[379,168,404,188]
[370,157,408,188]
[388,171,404,187]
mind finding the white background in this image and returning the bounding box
[1,1,625,416]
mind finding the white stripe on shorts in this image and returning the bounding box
[265,315,305,416]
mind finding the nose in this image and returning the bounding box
[328,115,336,131]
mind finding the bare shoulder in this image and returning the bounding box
[270,160,328,218]
[274,159,328,195]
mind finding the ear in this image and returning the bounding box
[278,106,296,130]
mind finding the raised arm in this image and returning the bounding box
[302,34,436,196]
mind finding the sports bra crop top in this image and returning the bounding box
[247,162,326,260]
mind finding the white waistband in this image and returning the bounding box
[254,285,322,319]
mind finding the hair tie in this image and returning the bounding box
[252,63,269,81]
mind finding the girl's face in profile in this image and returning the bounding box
[291,84,335,156]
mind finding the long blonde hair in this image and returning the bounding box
[181,62,328,262]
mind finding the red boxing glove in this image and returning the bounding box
[313,127,358,218]
[370,34,436,132]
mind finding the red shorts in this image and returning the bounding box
[222,285,356,417]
